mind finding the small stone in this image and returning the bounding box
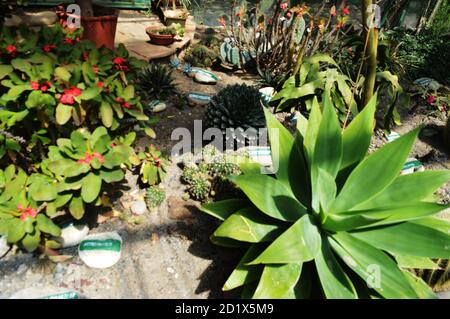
[167,196,197,221]
[79,232,122,269]
[259,87,275,103]
[10,287,80,299]
[130,200,147,216]
[151,102,167,113]
[56,223,89,248]
[437,291,450,299]
[194,71,218,85]
[186,92,212,106]
[16,264,28,275]
[0,236,10,257]
[167,267,175,274]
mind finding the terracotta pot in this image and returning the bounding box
[81,6,119,50]
[146,28,175,46]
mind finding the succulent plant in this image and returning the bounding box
[188,173,211,201]
[209,161,240,179]
[181,166,199,184]
[136,63,177,102]
[138,145,169,186]
[204,84,266,143]
[146,186,166,208]
[184,44,219,68]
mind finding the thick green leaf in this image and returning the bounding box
[100,102,113,128]
[6,218,25,243]
[201,199,250,221]
[55,103,73,125]
[54,66,72,82]
[0,65,13,80]
[223,244,265,291]
[315,235,357,299]
[69,196,84,220]
[402,270,438,299]
[81,173,102,203]
[214,207,282,243]
[330,128,420,213]
[303,96,322,163]
[228,174,306,222]
[252,263,302,299]
[249,215,321,264]
[353,171,450,210]
[36,214,61,236]
[330,232,418,299]
[350,222,450,259]
[99,169,124,183]
[28,179,57,202]
[79,87,101,100]
[341,94,376,170]
[411,216,450,234]
[395,255,440,270]
[22,229,41,252]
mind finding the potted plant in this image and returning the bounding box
[61,0,119,50]
[146,26,177,45]
[160,0,192,27]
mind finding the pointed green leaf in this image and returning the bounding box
[253,263,302,299]
[201,199,250,221]
[395,255,440,270]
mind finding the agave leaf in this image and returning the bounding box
[223,244,265,291]
[395,255,440,270]
[330,233,418,299]
[303,96,322,163]
[411,216,450,234]
[315,235,357,299]
[252,263,302,299]
[330,128,420,213]
[228,174,306,222]
[353,171,450,210]
[350,222,450,259]
[214,207,282,243]
[201,199,250,221]
[402,270,438,299]
[341,94,377,170]
[249,215,321,264]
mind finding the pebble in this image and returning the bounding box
[186,92,212,106]
[16,264,28,275]
[194,72,218,85]
[259,87,275,103]
[79,232,122,269]
[130,200,147,216]
[10,286,80,299]
[151,102,167,113]
[56,223,89,248]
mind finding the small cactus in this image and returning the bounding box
[146,186,166,208]
[181,166,199,184]
[188,174,211,201]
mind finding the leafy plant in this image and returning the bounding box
[138,144,169,185]
[204,84,266,143]
[45,127,133,219]
[0,165,61,252]
[136,63,177,102]
[201,94,450,299]
[184,43,219,68]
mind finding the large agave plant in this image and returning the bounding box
[136,63,177,101]
[201,95,450,299]
[204,84,266,143]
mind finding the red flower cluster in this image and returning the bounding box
[427,95,436,105]
[96,81,104,88]
[65,37,80,45]
[60,86,82,105]
[113,57,130,71]
[115,97,131,109]
[77,151,105,165]
[30,80,52,92]
[18,205,38,221]
[42,44,57,53]
[342,7,350,15]
[5,44,17,56]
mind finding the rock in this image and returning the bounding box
[79,232,122,269]
[246,146,273,167]
[401,158,425,175]
[5,11,58,27]
[414,77,442,91]
[10,286,80,299]
[167,196,197,221]
[151,102,167,113]
[386,131,401,142]
[130,200,147,216]
[186,92,212,106]
[259,87,275,103]
[437,291,450,299]
[194,72,217,85]
[0,236,9,257]
[56,222,89,248]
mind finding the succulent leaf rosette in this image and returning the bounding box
[202,95,450,299]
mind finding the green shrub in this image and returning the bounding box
[201,95,450,299]
[137,144,169,185]
[136,63,177,102]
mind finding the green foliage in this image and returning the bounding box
[137,144,169,185]
[136,63,177,102]
[204,84,266,142]
[0,165,61,252]
[184,36,220,68]
[45,127,133,219]
[201,95,450,298]
[427,0,450,36]
[146,186,165,208]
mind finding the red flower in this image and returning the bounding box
[154,157,161,168]
[280,2,288,10]
[115,97,123,103]
[122,102,131,109]
[6,44,16,55]
[92,65,100,74]
[427,95,436,105]
[77,152,104,165]
[110,143,116,148]
[286,11,292,19]
[20,207,38,221]
[65,38,73,45]
[342,8,350,15]
[83,51,89,61]
[42,44,56,53]
[40,83,50,92]
[92,152,105,164]
[113,57,126,65]
[96,81,104,88]
[60,86,82,105]
[30,81,40,90]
